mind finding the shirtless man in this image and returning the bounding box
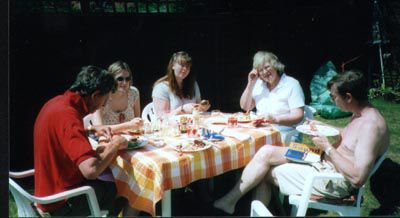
[213,70,389,214]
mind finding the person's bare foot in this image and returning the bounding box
[213,197,235,214]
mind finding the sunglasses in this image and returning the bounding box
[116,76,131,82]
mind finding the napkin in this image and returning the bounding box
[221,128,250,141]
[207,125,225,134]
[201,128,225,141]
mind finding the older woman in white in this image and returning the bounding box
[240,51,305,141]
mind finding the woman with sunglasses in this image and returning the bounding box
[239,51,305,142]
[152,51,209,117]
[92,60,143,133]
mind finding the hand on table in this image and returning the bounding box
[257,114,278,124]
[111,135,129,150]
[88,125,113,141]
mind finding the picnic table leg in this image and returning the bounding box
[162,190,171,217]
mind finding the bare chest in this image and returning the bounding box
[337,120,363,155]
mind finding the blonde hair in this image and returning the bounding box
[154,51,196,99]
[108,60,133,79]
[253,51,285,75]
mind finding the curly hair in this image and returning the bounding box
[253,51,285,76]
[70,65,116,96]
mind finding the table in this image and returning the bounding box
[110,119,282,216]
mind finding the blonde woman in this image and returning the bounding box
[152,51,209,117]
[92,60,143,133]
[240,51,305,141]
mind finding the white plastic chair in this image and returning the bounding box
[283,105,315,146]
[83,113,93,129]
[142,102,156,122]
[9,169,108,217]
[288,151,387,216]
[250,200,274,217]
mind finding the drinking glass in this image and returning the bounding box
[143,122,153,136]
[228,116,238,128]
[211,109,221,117]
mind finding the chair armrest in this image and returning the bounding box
[251,200,273,217]
[9,169,35,178]
[34,186,102,217]
[296,172,345,216]
[284,130,298,146]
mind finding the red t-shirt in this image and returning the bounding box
[34,90,97,212]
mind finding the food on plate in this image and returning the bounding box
[128,137,139,147]
[309,122,317,132]
[173,139,211,152]
[252,118,269,127]
[128,129,144,135]
[127,137,146,149]
[179,116,189,124]
[238,113,251,122]
[178,115,192,124]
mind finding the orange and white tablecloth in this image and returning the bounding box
[110,126,282,216]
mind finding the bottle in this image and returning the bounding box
[192,108,200,127]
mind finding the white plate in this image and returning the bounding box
[296,124,339,137]
[126,139,147,150]
[205,116,228,125]
[237,114,257,123]
[168,138,213,153]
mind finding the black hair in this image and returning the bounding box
[70,65,116,96]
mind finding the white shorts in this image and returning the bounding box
[271,161,353,198]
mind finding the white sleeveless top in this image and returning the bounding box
[152,81,201,111]
[102,86,139,125]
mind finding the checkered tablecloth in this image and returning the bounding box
[111,126,282,216]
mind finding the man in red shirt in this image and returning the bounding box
[34,65,140,216]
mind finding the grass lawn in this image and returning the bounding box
[8,97,400,217]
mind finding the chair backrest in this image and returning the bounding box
[355,151,387,208]
[369,151,387,176]
[304,105,314,120]
[83,114,93,129]
[283,105,315,145]
[9,178,38,217]
[142,102,156,122]
[250,200,274,217]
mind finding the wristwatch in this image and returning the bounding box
[325,147,334,156]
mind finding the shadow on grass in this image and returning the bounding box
[370,158,400,216]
